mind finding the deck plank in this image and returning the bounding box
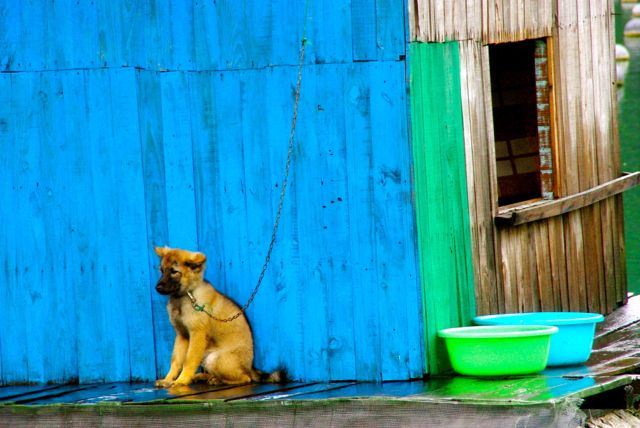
[168,382,316,402]
[247,382,358,401]
[9,384,105,405]
[0,384,66,402]
[286,380,430,400]
[2,316,640,407]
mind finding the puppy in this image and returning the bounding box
[154,246,284,387]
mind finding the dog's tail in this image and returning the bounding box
[253,367,289,384]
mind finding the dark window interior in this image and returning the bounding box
[489,40,543,206]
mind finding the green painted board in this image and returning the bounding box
[408,41,476,375]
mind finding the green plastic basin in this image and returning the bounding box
[438,325,559,376]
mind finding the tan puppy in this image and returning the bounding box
[154,246,284,387]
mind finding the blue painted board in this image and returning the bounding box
[262,65,308,378]
[0,0,419,384]
[0,73,28,383]
[343,63,380,381]
[1,0,405,72]
[0,1,20,70]
[106,69,157,381]
[368,62,422,380]
[160,72,198,250]
[351,0,378,60]
[290,64,332,381]
[375,0,407,61]
[135,69,172,380]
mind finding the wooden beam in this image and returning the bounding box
[495,172,640,226]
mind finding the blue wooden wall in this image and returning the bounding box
[0,0,423,383]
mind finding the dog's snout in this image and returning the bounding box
[155,276,177,295]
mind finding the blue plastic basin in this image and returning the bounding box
[473,312,604,366]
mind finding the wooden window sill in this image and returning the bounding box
[495,172,640,226]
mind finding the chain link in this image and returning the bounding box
[194,37,307,323]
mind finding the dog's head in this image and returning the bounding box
[154,247,207,296]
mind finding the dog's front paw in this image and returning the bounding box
[172,375,193,386]
[155,378,174,388]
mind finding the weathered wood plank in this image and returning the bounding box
[351,0,377,61]
[369,62,422,380]
[409,0,553,43]
[289,65,332,382]
[1,73,38,383]
[160,72,198,249]
[410,41,476,374]
[532,222,552,310]
[317,64,357,381]
[459,41,501,316]
[547,216,568,310]
[107,69,157,381]
[261,66,306,379]
[344,63,382,381]
[495,173,640,226]
[136,69,171,381]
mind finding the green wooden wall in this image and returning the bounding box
[409,42,476,373]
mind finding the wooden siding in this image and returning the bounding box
[410,0,554,43]
[410,42,476,374]
[0,1,423,384]
[453,1,628,315]
[459,40,503,314]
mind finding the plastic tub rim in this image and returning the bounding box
[438,325,558,339]
[473,312,604,326]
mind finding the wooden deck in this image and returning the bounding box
[2,298,640,427]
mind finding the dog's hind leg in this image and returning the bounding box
[191,373,211,383]
[202,351,253,385]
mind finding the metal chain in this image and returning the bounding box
[193,37,308,323]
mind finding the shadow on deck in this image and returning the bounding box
[2,297,640,427]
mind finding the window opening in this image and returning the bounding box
[489,39,554,206]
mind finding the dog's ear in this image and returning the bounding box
[185,252,206,271]
[154,246,170,258]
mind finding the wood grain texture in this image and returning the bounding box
[450,1,631,316]
[410,0,553,43]
[0,0,405,72]
[0,1,422,384]
[410,41,476,374]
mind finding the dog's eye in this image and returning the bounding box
[169,268,181,277]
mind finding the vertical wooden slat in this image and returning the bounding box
[532,222,553,310]
[107,68,157,381]
[410,41,476,374]
[262,65,305,379]
[459,41,501,315]
[501,228,519,312]
[241,68,285,377]
[290,65,331,381]
[351,0,377,61]
[548,216,569,309]
[5,73,41,382]
[344,63,379,381]
[47,72,80,383]
[320,64,356,381]
[192,1,221,69]
[375,0,407,60]
[76,70,113,383]
[160,72,198,249]
[370,62,423,379]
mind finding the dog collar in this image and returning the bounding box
[186,290,197,305]
[186,290,207,313]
